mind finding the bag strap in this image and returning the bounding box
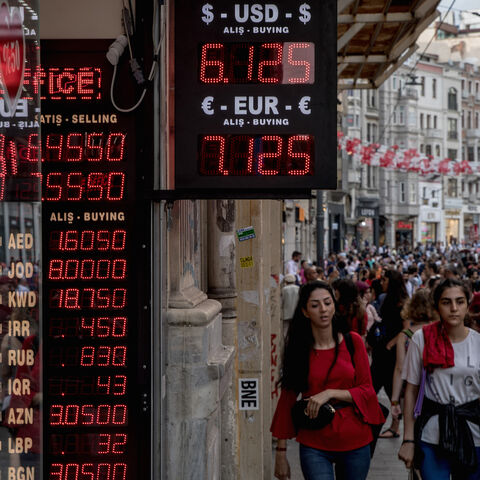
[344,331,355,368]
[402,328,414,339]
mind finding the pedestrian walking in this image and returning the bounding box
[282,274,300,336]
[370,269,408,439]
[389,289,434,426]
[271,281,384,480]
[398,278,480,479]
[332,278,367,337]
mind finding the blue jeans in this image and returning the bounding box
[299,443,370,480]
[420,441,480,480]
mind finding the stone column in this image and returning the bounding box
[207,199,239,479]
[166,200,234,479]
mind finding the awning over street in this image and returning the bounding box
[338,0,441,89]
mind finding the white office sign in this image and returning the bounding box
[239,378,259,410]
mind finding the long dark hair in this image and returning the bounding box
[280,281,346,393]
[432,278,471,321]
[333,278,365,334]
[380,269,408,339]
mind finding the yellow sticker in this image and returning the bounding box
[240,256,254,268]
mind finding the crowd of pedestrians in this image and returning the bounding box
[274,244,480,479]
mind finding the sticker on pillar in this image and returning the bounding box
[239,378,259,410]
[240,256,254,268]
[236,226,256,242]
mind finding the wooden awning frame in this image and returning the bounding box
[338,0,441,90]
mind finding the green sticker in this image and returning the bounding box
[236,226,256,242]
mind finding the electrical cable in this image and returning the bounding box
[110,0,162,113]
[377,0,457,144]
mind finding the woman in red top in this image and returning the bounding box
[271,281,384,480]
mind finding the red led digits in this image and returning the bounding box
[258,43,282,84]
[97,375,127,395]
[45,133,63,161]
[50,462,127,480]
[26,133,39,162]
[48,259,127,281]
[286,43,313,84]
[49,230,127,251]
[81,318,127,338]
[26,66,102,101]
[258,136,282,175]
[230,136,254,175]
[106,133,126,161]
[44,172,125,201]
[39,133,126,162]
[0,135,20,201]
[66,133,83,161]
[200,43,225,83]
[227,43,254,83]
[49,288,127,309]
[97,434,128,454]
[199,42,314,84]
[49,404,127,426]
[86,133,103,160]
[106,172,125,200]
[48,375,127,396]
[288,135,312,175]
[199,135,314,176]
[66,172,84,200]
[80,346,127,367]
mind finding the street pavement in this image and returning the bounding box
[272,389,410,479]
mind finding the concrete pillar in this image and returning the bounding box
[207,199,239,479]
[166,200,234,480]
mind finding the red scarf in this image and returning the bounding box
[422,321,455,373]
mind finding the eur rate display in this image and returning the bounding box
[41,41,150,480]
[174,1,337,194]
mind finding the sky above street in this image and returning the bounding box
[439,0,479,12]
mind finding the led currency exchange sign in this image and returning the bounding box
[41,41,150,480]
[173,1,337,194]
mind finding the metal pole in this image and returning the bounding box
[316,190,324,268]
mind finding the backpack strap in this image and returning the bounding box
[344,331,355,368]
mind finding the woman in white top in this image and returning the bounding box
[398,278,480,479]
